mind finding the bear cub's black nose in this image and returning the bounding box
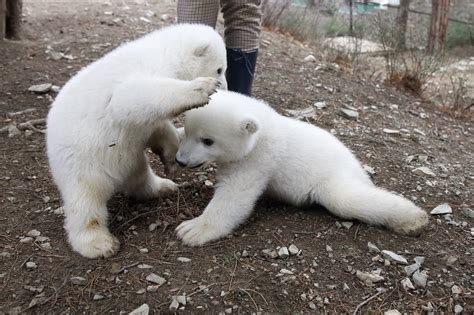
[175,157,187,167]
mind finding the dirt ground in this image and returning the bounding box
[0,0,473,314]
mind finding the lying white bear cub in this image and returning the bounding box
[47,24,226,258]
[176,91,429,246]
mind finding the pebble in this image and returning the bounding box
[356,270,384,285]
[53,206,64,215]
[139,248,149,254]
[414,256,425,265]
[8,125,21,137]
[175,295,186,305]
[135,288,146,295]
[278,247,289,258]
[26,262,37,269]
[129,303,149,315]
[304,54,316,62]
[40,242,52,250]
[288,244,300,255]
[363,165,376,175]
[313,101,327,109]
[461,207,474,219]
[412,270,427,288]
[204,180,213,186]
[308,302,317,310]
[326,245,333,252]
[367,242,380,253]
[169,297,180,311]
[137,264,153,269]
[404,263,421,276]
[28,83,52,94]
[341,221,353,229]
[241,250,249,257]
[148,223,158,232]
[34,236,49,242]
[20,237,34,243]
[339,108,358,120]
[430,203,452,215]
[93,294,105,301]
[262,249,278,259]
[177,257,191,263]
[70,276,87,285]
[451,285,462,295]
[146,273,166,285]
[384,310,401,315]
[27,229,41,237]
[401,277,415,290]
[412,167,436,177]
[454,305,463,313]
[146,285,160,292]
[381,250,408,265]
[383,128,400,134]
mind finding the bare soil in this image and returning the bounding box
[0,0,472,314]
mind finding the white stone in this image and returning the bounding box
[70,276,87,285]
[356,270,384,285]
[412,167,436,177]
[169,297,179,311]
[129,303,149,315]
[139,248,149,253]
[93,294,105,301]
[27,229,41,237]
[26,262,37,269]
[404,263,421,276]
[339,108,358,120]
[414,256,425,265]
[8,125,21,137]
[341,221,353,229]
[430,203,452,215]
[383,128,400,134]
[363,165,376,175]
[382,250,408,265]
[304,54,316,62]
[313,101,327,109]
[454,304,463,313]
[177,257,191,263]
[20,237,34,243]
[175,295,186,305]
[451,285,462,295]
[278,247,289,258]
[462,208,474,219]
[367,242,380,253]
[384,310,402,315]
[412,270,427,288]
[262,249,278,259]
[53,206,64,215]
[28,83,52,94]
[137,264,153,269]
[146,273,166,285]
[148,223,158,232]
[288,244,300,255]
[401,277,415,290]
[146,285,160,292]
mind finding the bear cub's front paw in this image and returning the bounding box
[189,77,220,109]
[176,216,229,246]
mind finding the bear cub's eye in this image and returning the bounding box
[217,68,223,75]
[201,138,214,146]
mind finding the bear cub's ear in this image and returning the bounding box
[194,43,210,57]
[240,117,259,134]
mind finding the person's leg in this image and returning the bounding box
[220,0,262,96]
[177,0,220,27]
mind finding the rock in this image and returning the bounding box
[304,54,316,62]
[451,285,462,295]
[368,242,380,253]
[139,248,149,254]
[8,125,21,138]
[356,270,384,285]
[343,283,350,291]
[412,167,436,177]
[339,108,358,120]
[413,128,426,136]
[146,273,166,285]
[404,263,421,276]
[454,304,463,313]
[169,297,180,311]
[135,288,146,294]
[20,237,34,243]
[401,277,415,290]
[414,256,425,265]
[176,295,186,305]
[384,310,401,315]
[53,206,64,215]
[129,303,149,315]
[177,257,191,263]
[288,244,300,255]
[262,249,278,259]
[137,264,153,269]
[341,221,353,229]
[313,101,327,109]
[285,107,315,120]
[51,85,61,93]
[461,208,474,219]
[412,270,427,288]
[204,180,213,186]
[148,223,158,232]
[430,203,452,215]
[278,247,289,258]
[28,83,52,94]
[159,14,168,21]
[279,268,294,275]
[241,250,249,257]
[26,261,37,269]
[381,250,408,265]
[326,245,333,252]
[146,285,160,292]
[93,294,105,301]
[70,276,87,285]
[383,128,400,135]
[445,255,458,266]
[363,165,376,175]
[27,229,41,237]
[40,242,52,250]
[308,302,317,310]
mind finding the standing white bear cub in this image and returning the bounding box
[47,24,227,258]
[176,91,429,246]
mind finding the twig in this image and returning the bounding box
[237,288,259,311]
[17,118,46,133]
[7,108,37,117]
[187,283,215,298]
[352,289,386,315]
[353,224,360,240]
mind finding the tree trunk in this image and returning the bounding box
[348,0,353,36]
[437,0,450,51]
[427,0,439,53]
[395,0,410,50]
[0,0,6,40]
[5,0,22,40]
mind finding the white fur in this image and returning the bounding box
[176,91,429,246]
[47,24,227,258]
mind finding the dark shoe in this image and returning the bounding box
[226,48,258,96]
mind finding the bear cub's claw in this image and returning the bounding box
[189,77,220,109]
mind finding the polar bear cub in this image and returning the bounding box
[47,24,227,258]
[175,91,429,246]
